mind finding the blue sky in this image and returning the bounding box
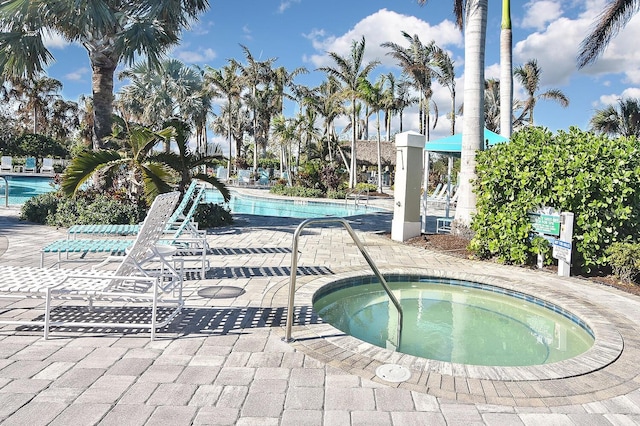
[42,0,640,143]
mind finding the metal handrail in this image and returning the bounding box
[283,217,403,349]
[0,176,7,207]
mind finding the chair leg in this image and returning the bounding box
[151,279,159,341]
[44,287,52,339]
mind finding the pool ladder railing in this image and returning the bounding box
[345,188,369,208]
[283,217,403,350]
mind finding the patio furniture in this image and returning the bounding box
[41,157,55,173]
[24,157,37,173]
[0,191,183,340]
[1,156,12,172]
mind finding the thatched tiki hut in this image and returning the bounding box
[339,139,397,186]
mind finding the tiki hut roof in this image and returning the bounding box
[340,140,396,166]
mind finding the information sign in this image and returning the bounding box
[529,212,561,236]
[552,239,572,263]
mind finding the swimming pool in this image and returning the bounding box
[205,190,385,218]
[313,275,594,366]
[0,175,57,205]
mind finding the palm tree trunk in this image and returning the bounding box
[500,0,513,138]
[455,0,488,228]
[350,97,357,188]
[376,110,383,193]
[89,52,117,150]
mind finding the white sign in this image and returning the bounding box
[552,239,572,263]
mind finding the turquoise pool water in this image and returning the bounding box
[205,190,384,218]
[313,276,594,366]
[0,176,57,205]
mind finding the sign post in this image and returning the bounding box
[529,207,573,277]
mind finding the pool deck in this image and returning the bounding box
[1,190,640,425]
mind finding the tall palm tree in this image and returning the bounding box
[394,79,418,134]
[117,59,208,153]
[358,75,386,193]
[432,46,457,135]
[307,77,343,162]
[234,45,277,172]
[514,59,569,125]
[205,61,243,173]
[381,32,439,139]
[3,75,63,134]
[418,0,486,227]
[484,78,501,133]
[0,0,210,148]
[318,36,379,188]
[578,0,640,68]
[590,97,640,137]
[500,0,513,138]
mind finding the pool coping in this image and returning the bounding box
[271,267,640,405]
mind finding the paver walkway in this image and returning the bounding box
[1,193,640,425]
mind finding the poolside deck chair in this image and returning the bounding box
[45,183,209,274]
[41,157,54,173]
[257,169,270,186]
[67,180,201,237]
[1,156,12,172]
[0,191,182,340]
[24,157,37,173]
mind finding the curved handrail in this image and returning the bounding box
[0,176,7,207]
[283,217,403,349]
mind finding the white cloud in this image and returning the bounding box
[598,88,640,105]
[175,48,217,64]
[65,67,90,81]
[243,25,253,41]
[305,8,463,69]
[521,1,563,30]
[42,30,69,49]
[278,0,301,14]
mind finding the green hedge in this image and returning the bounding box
[470,126,640,273]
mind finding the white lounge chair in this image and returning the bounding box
[1,156,12,172]
[41,157,54,173]
[0,191,183,340]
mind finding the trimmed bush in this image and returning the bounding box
[269,184,324,198]
[470,126,640,273]
[193,203,233,228]
[606,242,640,284]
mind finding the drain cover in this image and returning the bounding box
[375,364,412,383]
[197,286,246,299]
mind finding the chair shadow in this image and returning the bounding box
[14,305,323,337]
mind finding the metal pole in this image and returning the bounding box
[0,176,8,207]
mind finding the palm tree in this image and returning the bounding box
[381,32,439,139]
[432,46,457,135]
[500,0,513,138]
[0,0,209,148]
[514,59,569,126]
[484,78,501,133]
[62,119,229,205]
[2,75,64,134]
[204,61,243,174]
[418,0,487,227]
[578,0,640,68]
[394,79,418,134]
[306,78,343,162]
[590,97,640,137]
[117,59,209,153]
[318,36,379,188]
[358,75,386,193]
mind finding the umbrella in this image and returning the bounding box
[425,128,508,156]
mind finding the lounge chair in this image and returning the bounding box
[0,191,182,340]
[238,169,253,186]
[257,169,270,186]
[41,157,54,173]
[1,156,12,172]
[67,180,201,238]
[24,157,37,173]
[45,182,209,274]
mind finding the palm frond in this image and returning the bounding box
[61,150,123,196]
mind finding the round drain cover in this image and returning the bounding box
[375,364,412,383]
[197,286,246,299]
